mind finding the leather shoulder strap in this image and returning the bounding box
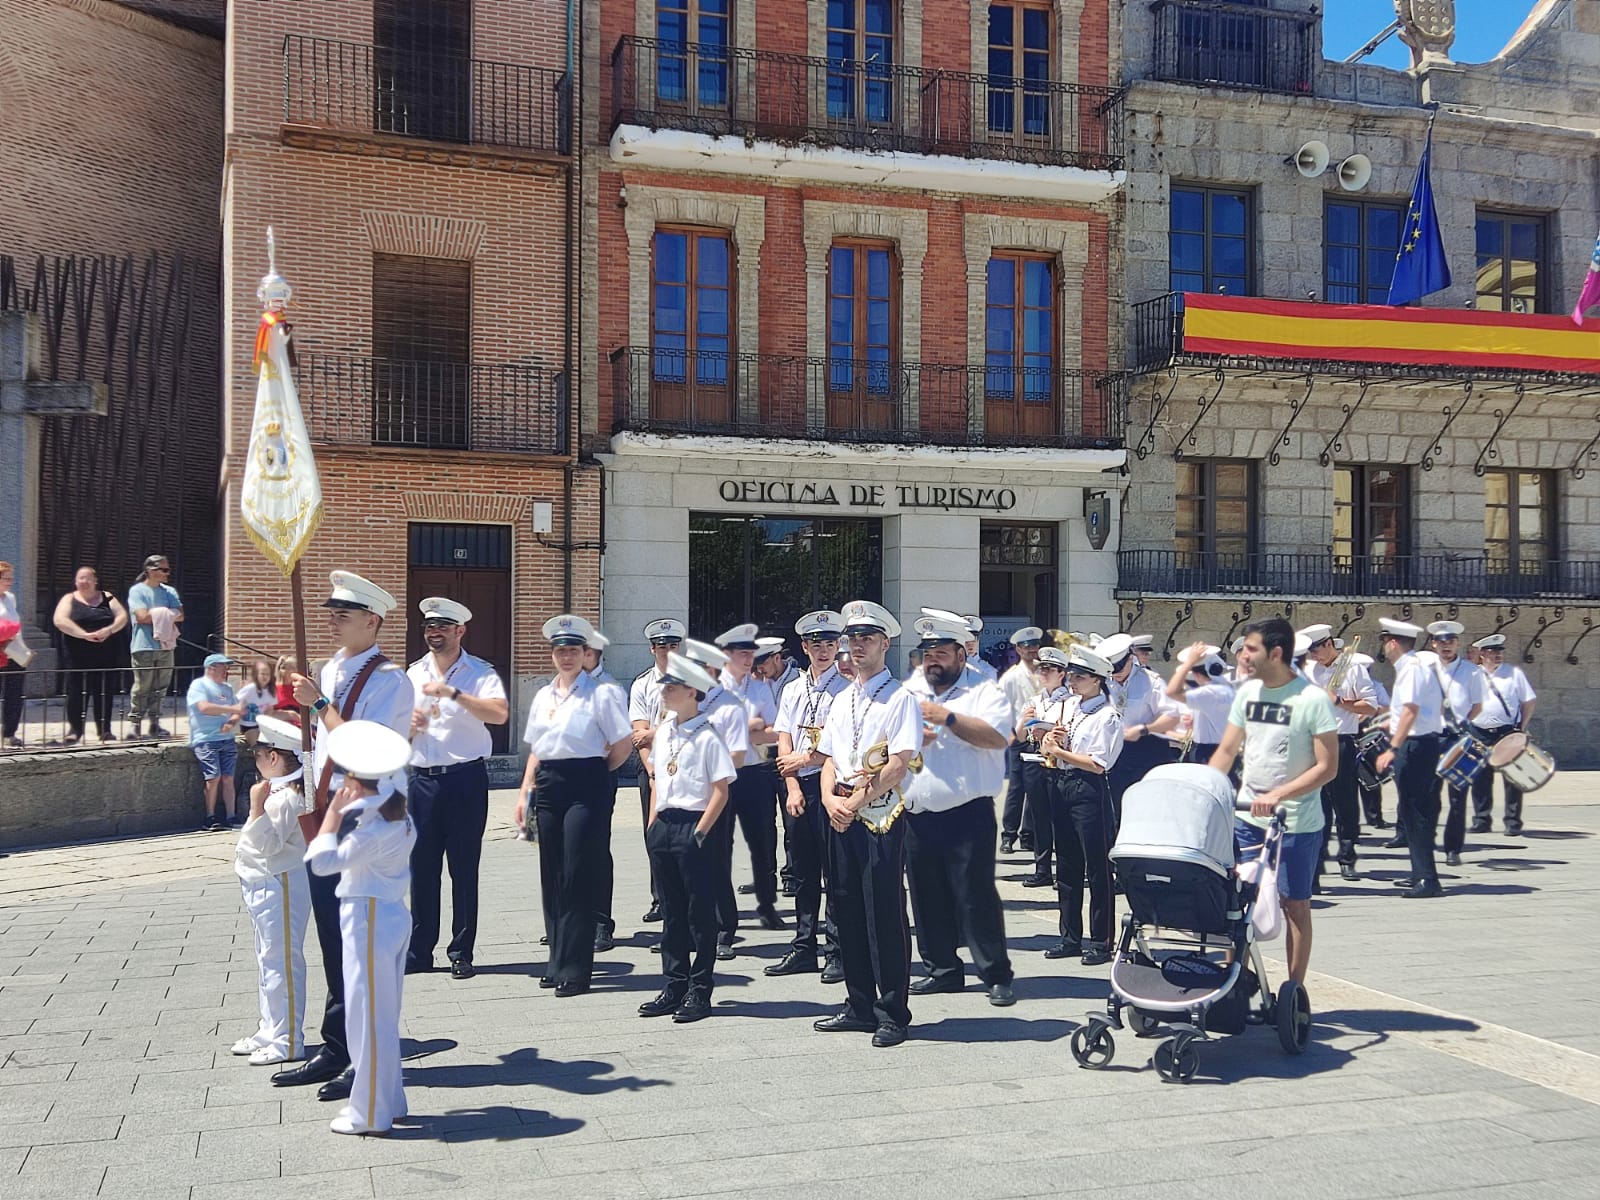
[310,653,392,810]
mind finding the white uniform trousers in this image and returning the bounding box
[341,896,410,1132]
[240,871,311,1056]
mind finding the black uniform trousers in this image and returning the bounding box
[408,759,489,968]
[638,766,662,906]
[305,815,353,1066]
[1020,757,1054,876]
[1181,741,1221,766]
[905,798,1013,988]
[592,766,622,936]
[1107,737,1176,830]
[1001,743,1026,840]
[1395,733,1444,886]
[646,808,719,998]
[787,773,835,958]
[828,815,912,1029]
[1470,725,1524,829]
[1049,768,1115,950]
[729,761,780,909]
[534,757,612,986]
[1319,737,1361,869]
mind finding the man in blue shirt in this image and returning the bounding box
[128,554,184,738]
[188,653,244,830]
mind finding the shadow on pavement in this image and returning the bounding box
[916,1016,1073,1044]
[393,1105,587,1143]
[406,1045,670,1098]
[711,998,838,1020]
[401,1037,459,1061]
[1316,1007,1477,1035]
[1517,829,1592,841]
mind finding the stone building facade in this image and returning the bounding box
[1116,1,1600,761]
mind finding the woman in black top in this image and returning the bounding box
[52,566,128,743]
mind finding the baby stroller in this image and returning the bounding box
[1069,763,1311,1083]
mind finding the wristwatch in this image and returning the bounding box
[311,696,330,714]
[944,711,957,728]
[693,829,708,849]
[449,686,461,701]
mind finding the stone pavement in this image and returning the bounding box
[2,774,1598,1199]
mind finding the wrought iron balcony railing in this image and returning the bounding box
[611,36,1125,170]
[1117,549,1600,602]
[299,352,568,455]
[1150,1,1317,96]
[282,34,571,154]
[610,346,1121,449]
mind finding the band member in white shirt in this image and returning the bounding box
[1374,618,1448,898]
[962,615,998,682]
[638,653,735,1025]
[405,598,508,980]
[755,637,800,897]
[1097,633,1180,825]
[1353,648,1391,828]
[629,618,687,923]
[1165,642,1234,766]
[1015,646,1072,889]
[1298,624,1377,883]
[681,639,753,959]
[902,613,1016,1006]
[279,571,415,1099]
[768,611,850,979]
[1428,620,1485,865]
[814,601,922,1047]
[516,615,633,995]
[1469,633,1537,835]
[998,626,1044,856]
[584,627,628,952]
[716,623,785,932]
[1038,645,1123,965]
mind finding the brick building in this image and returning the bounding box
[220,0,588,739]
[585,0,1131,680]
[1115,1,1600,761]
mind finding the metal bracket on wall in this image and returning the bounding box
[1318,380,1372,467]
[1173,368,1228,463]
[1566,613,1596,665]
[1489,606,1521,637]
[1268,374,1315,468]
[1472,383,1527,478]
[1164,601,1196,661]
[1120,598,1145,633]
[1570,414,1600,480]
[1419,380,1475,472]
[1133,368,1179,461]
[1220,601,1254,651]
[1521,608,1564,664]
[1335,603,1366,641]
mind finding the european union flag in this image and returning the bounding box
[1387,125,1452,306]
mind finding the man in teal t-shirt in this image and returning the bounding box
[1209,618,1337,985]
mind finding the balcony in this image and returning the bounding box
[299,352,568,456]
[281,34,571,169]
[1150,1,1317,96]
[609,347,1121,450]
[1118,549,1600,602]
[609,36,1126,201]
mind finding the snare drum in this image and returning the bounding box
[1354,714,1393,785]
[1437,734,1491,790]
[1488,732,1556,794]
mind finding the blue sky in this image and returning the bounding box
[1323,1,1537,71]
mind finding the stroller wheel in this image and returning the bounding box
[1070,1023,1116,1069]
[1154,1035,1200,1084]
[1275,980,1312,1055]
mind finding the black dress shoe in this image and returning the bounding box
[1339,863,1360,882]
[764,951,818,977]
[272,1049,347,1087]
[820,958,845,984]
[1017,834,1035,852]
[539,976,557,988]
[639,988,687,1018]
[1505,823,1524,837]
[404,959,434,975]
[554,980,589,998]
[1382,836,1408,849]
[738,883,755,895]
[594,929,615,953]
[715,940,735,961]
[1043,940,1081,960]
[999,836,1016,855]
[1020,872,1055,888]
[1390,877,1417,888]
[539,935,549,945]
[1402,880,1444,899]
[317,1067,354,1102]
[1444,851,1462,867]
[780,877,798,897]
[987,983,1016,1007]
[756,904,785,931]
[1080,946,1113,967]
[814,1011,876,1034]
[643,903,663,923]
[1368,817,1390,829]
[909,975,963,995]
[673,991,712,1023]
[449,960,475,980]
[1469,821,1491,834]
[871,1022,908,1048]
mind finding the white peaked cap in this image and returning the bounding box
[255,714,303,754]
[662,652,716,694]
[325,571,397,617]
[842,600,900,638]
[419,596,471,624]
[682,639,730,671]
[326,720,412,781]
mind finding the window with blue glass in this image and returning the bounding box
[985,254,1055,403]
[657,0,730,109]
[1325,199,1402,305]
[828,0,895,125]
[987,3,1051,138]
[828,242,896,396]
[1170,184,1252,296]
[652,228,732,386]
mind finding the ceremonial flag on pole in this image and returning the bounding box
[1387,124,1452,307]
[1572,230,1600,326]
[240,230,323,576]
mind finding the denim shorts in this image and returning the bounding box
[1235,818,1321,903]
[193,739,237,780]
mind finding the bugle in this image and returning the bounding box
[851,739,922,833]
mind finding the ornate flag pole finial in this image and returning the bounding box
[257,226,292,313]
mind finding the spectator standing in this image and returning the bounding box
[52,566,129,744]
[0,562,27,748]
[128,554,184,738]
[234,658,277,810]
[188,653,246,830]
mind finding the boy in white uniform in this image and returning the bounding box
[306,721,417,1137]
[232,714,311,1066]
[638,653,735,1024]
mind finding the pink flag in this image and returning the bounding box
[1573,230,1600,326]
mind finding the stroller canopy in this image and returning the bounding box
[1110,763,1238,878]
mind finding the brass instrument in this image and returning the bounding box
[1325,635,1360,697]
[797,723,825,750]
[854,739,924,833]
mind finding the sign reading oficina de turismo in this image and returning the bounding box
[717,478,1018,513]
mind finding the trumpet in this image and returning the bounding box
[852,739,923,833]
[1325,634,1360,697]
